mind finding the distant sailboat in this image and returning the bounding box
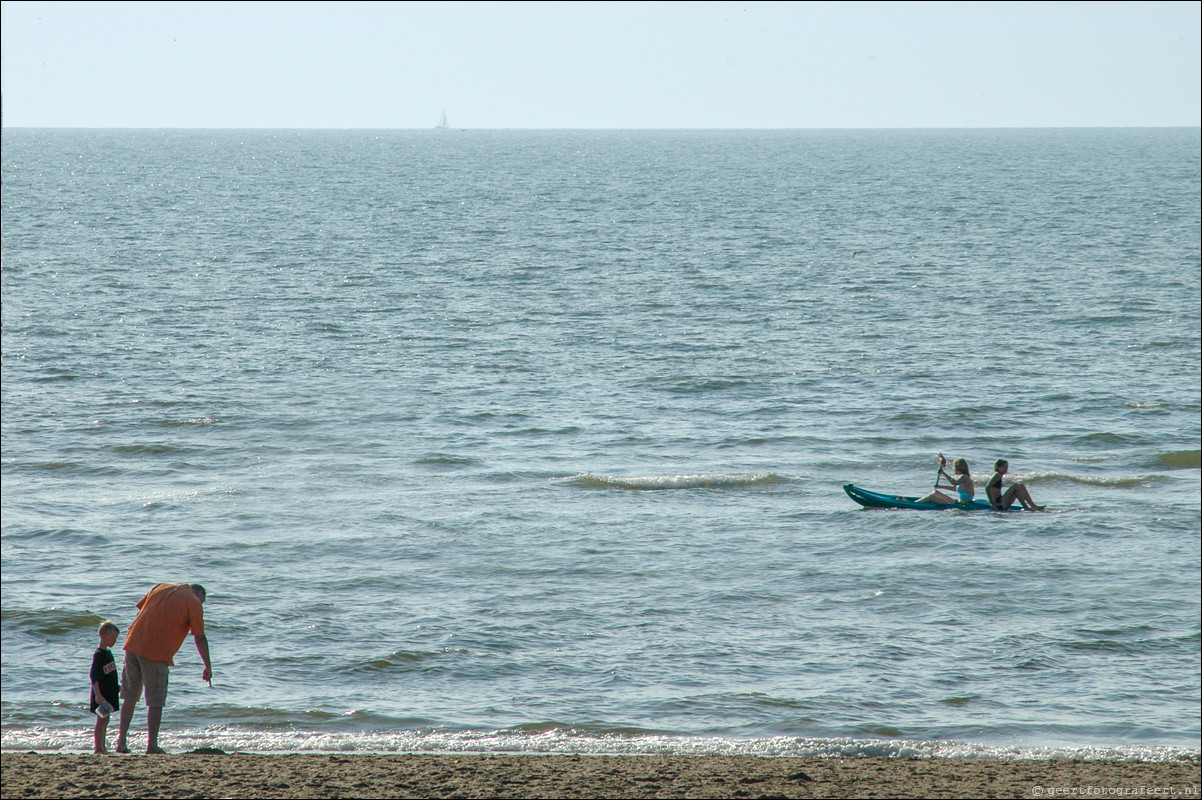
[436,110,449,130]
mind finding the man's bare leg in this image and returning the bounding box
[146,706,166,754]
[115,700,135,754]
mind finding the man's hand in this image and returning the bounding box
[195,634,213,686]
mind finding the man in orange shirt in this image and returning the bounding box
[115,583,212,754]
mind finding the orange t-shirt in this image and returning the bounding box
[122,583,205,666]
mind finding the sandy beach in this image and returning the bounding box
[2,752,1198,799]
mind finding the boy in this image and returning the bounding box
[90,620,121,754]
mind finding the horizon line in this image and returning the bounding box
[3,124,1200,132]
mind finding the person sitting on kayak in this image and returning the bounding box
[986,459,1045,511]
[918,457,974,504]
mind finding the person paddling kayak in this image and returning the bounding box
[986,459,1045,511]
[917,456,974,504]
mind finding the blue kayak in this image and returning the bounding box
[843,483,1013,511]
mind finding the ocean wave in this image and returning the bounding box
[1151,450,1201,470]
[1071,432,1147,446]
[2,727,1196,762]
[0,527,109,545]
[21,461,84,472]
[643,376,751,394]
[1021,471,1172,488]
[151,417,223,427]
[1,608,107,639]
[413,453,482,468]
[336,649,471,675]
[106,443,195,456]
[559,473,792,491]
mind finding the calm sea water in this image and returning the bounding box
[2,128,1199,760]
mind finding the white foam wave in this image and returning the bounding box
[1021,471,1170,488]
[561,473,790,491]
[4,728,1196,762]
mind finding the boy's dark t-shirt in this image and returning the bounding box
[89,647,120,712]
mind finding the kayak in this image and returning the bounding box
[843,483,1013,511]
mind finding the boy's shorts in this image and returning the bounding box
[120,653,170,707]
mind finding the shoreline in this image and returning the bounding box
[3,752,1200,799]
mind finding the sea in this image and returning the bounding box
[2,128,1199,761]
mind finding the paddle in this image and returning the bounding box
[935,452,947,490]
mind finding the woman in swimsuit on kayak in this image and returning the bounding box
[918,457,974,504]
[986,459,1045,511]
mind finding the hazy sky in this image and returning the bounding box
[2,1,1198,129]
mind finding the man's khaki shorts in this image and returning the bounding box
[120,653,170,707]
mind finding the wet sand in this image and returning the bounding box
[2,752,1199,799]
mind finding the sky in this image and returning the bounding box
[1,1,1199,129]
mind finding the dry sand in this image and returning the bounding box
[3,751,1199,799]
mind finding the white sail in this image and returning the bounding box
[436,110,449,129]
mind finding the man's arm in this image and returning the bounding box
[194,633,212,684]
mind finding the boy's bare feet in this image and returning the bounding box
[146,746,168,755]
